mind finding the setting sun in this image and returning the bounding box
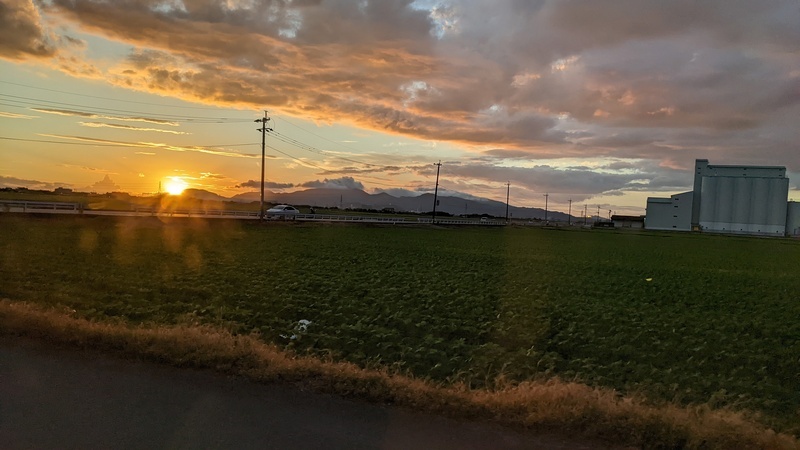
[163,177,188,196]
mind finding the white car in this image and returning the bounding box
[266,204,299,219]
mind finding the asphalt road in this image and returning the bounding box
[0,336,614,450]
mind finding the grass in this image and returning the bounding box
[1,214,799,446]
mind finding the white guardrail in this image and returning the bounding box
[1,201,81,211]
[1,201,505,225]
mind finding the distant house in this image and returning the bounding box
[611,215,645,229]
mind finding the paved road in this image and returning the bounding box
[0,337,612,450]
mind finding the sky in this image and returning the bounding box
[1,0,799,215]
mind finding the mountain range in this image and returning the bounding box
[184,188,576,221]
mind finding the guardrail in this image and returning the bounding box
[1,201,81,212]
[415,217,505,225]
[134,207,259,218]
[294,214,411,223]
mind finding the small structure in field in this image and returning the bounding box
[611,215,645,229]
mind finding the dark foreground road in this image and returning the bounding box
[0,336,615,450]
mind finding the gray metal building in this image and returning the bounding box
[787,202,800,236]
[644,191,693,231]
[646,159,792,236]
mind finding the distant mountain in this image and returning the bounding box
[181,189,228,202]
[230,191,274,202]
[200,188,576,221]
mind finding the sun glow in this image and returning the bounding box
[164,177,188,195]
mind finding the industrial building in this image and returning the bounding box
[646,159,796,236]
[611,215,645,229]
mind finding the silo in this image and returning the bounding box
[715,177,734,229]
[750,177,769,226]
[732,177,751,227]
[766,178,789,231]
[699,176,718,229]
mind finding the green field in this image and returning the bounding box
[1,214,798,432]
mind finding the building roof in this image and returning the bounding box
[611,215,645,221]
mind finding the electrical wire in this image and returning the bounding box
[269,130,401,170]
[0,136,258,149]
[0,80,241,111]
[2,88,419,189]
[264,143,408,188]
[0,93,253,123]
[271,114,366,154]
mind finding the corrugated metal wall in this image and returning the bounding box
[645,192,692,231]
[787,202,800,236]
[699,176,789,235]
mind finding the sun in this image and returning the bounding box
[164,177,188,196]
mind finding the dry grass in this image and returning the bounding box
[1,299,796,450]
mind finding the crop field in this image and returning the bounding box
[1,214,798,433]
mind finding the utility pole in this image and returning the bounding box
[568,199,572,225]
[255,111,272,221]
[543,193,549,223]
[584,204,587,226]
[432,161,442,223]
[505,181,510,221]
[596,205,600,223]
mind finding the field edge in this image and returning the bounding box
[0,299,796,450]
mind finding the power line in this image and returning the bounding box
[266,145,328,171]
[270,130,398,170]
[3,90,414,171]
[0,136,147,148]
[0,93,252,123]
[0,136,258,149]
[271,114,367,155]
[265,144,407,188]
[0,80,249,111]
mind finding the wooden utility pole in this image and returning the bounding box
[568,199,572,225]
[431,161,442,223]
[505,182,510,221]
[255,111,272,221]
[544,193,549,223]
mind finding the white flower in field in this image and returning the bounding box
[645,278,653,282]
[281,319,313,340]
[297,319,312,332]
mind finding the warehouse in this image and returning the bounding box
[644,192,692,231]
[646,159,793,236]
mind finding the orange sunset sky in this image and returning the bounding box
[2,0,798,215]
